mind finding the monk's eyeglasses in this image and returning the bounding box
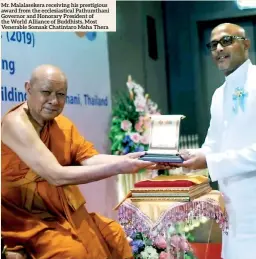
[206,35,246,51]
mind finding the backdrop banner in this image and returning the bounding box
[1,31,117,218]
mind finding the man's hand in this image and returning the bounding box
[180,150,207,170]
[149,149,207,171]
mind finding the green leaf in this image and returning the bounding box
[186,251,197,259]
[144,239,152,246]
[135,232,143,240]
[111,141,121,152]
[138,169,146,174]
[117,142,124,151]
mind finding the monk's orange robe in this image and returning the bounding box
[1,105,133,259]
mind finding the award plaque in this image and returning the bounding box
[139,115,185,163]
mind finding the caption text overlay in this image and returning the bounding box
[0,0,116,31]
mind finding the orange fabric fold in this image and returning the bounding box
[1,105,133,259]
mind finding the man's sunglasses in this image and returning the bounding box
[206,35,246,51]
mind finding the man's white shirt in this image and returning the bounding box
[201,59,256,259]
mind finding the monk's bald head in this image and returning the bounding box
[30,64,67,89]
[209,23,250,76]
[25,64,68,125]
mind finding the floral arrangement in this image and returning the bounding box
[109,75,160,156]
[127,227,197,259]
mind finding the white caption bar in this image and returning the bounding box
[0,0,116,31]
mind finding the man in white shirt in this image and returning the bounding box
[179,23,256,259]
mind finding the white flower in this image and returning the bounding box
[140,246,159,259]
[134,84,144,95]
[126,81,135,91]
[147,100,159,114]
[168,225,176,235]
[134,96,147,112]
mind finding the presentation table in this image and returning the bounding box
[117,190,228,259]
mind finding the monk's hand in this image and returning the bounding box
[116,157,155,174]
[124,151,146,159]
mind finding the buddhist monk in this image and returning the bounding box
[1,64,155,259]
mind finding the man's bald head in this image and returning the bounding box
[25,65,68,125]
[211,23,246,39]
[209,23,250,76]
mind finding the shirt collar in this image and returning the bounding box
[225,59,251,86]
